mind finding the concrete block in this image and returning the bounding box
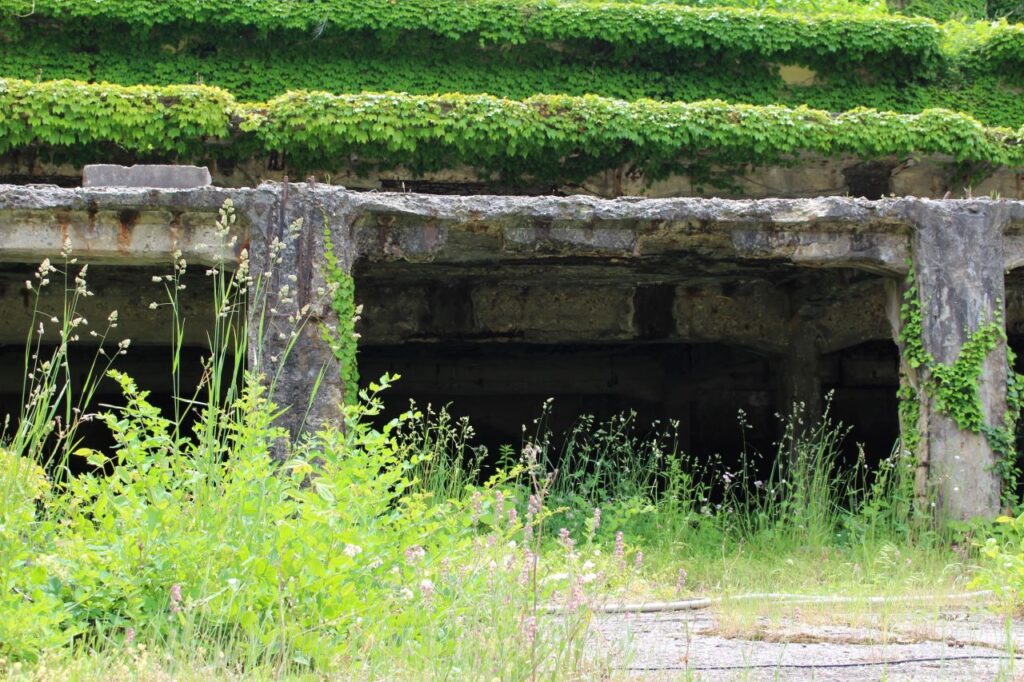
[83,164,212,189]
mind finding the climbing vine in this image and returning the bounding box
[2,30,1023,128]
[2,78,1021,181]
[898,267,1023,494]
[0,0,946,74]
[323,228,360,405]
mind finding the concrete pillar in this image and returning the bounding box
[904,201,1010,520]
[779,320,823,431]
[246,182,353,449]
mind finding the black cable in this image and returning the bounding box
[625,653,1021,672]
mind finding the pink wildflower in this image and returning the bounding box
[495,491,505,520]
[420,579,435,600]
[169,583,182,614]
[470,491,483,524]
[124,628,135,646]
[522,615,538,645]
[592,507,602,531]
[404,545,426,564]
[566,579,586,612]
[508,507,518,525]
[614,531,625,560]
[527,495,541,517]
[520,548,535,585]
[559,527,575,553]
[634,551,644,571]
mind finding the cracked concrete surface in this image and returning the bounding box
[591,605,1024,680]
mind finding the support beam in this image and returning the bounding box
[245,183,353,448]
[904,201,1011,520]
[779,321,823,430]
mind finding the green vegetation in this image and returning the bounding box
[0,205,981,678]
[0,0,1021,175]
[1,31,1022,127]
[1,78,1022,182]
[0,0,946,74]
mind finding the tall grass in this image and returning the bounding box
[400,393,933,587]
[0,204,627,679]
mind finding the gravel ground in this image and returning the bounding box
[589,603,1024,680]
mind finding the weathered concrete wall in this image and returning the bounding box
[5,154,1024,200]
[2,183,1024,519]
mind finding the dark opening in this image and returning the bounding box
[821,339,901,468]
[842,161,895,200]
[0,264,232,468]
[360,342,781,468]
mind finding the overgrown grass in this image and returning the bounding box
[0,203,999,679]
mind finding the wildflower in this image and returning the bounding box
[495,491,505,520]
[559,528,575,553]
[566,579,586,612]
[614,531,625,561]
[634,551,644,571]
[522,442,540,467]
[508,507,518,525]
[519,548,534,585]
[470,491,483,524]
[169,584,182,614]
[676,567,688,592]
[521,615,537,645]
[124,628,135,646]
[400,587,414,601]
[404,545,425,564]
[343,544,363,558]
[527,495,541,516]
[420,579,435,599]
[592,507,602,531]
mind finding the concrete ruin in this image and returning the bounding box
[1,179,1023,520]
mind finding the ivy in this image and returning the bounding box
[0,0,946,74]
[1,78,1021,181]
[0,78,232,156]
[322,228,359,405]
[2,30,1023,128]
[971,23,1024,75]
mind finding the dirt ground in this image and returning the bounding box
[591,600,1024,680]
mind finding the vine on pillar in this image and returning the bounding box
[898,266,1023,501]
[323,227,360,405]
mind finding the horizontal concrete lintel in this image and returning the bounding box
[0,185,268,266]
[2,185,1024,271]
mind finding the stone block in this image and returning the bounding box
[83,164,212,189]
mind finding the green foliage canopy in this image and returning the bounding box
[1,78,1021,180]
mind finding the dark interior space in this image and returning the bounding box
[0,263,232,468]
[0,343,220,472]
[821,340,901,467]
[361,338,901,480]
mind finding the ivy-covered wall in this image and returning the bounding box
[0,0,1022,180]
[1,78,1021,184]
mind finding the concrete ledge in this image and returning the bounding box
[1,185,1023,273]
[83,164,213,189]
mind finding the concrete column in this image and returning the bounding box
[246,182,353,449]
[905,201,1010,520]
[779,320,823,432]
